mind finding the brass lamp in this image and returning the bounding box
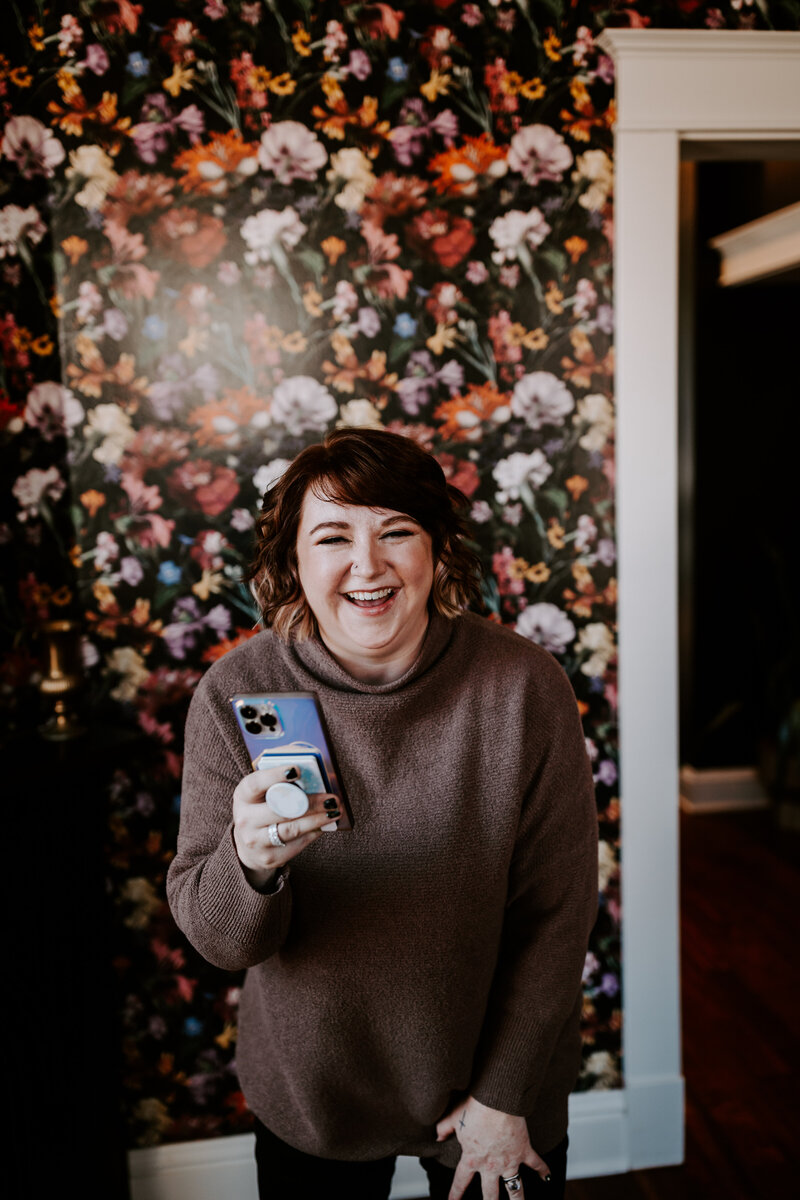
[38,619,86,741]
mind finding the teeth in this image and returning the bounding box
[346,588,394,601]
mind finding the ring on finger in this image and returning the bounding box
[502,1174,523,1193]
[267,823,286,848]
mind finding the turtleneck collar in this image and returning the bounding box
[288,611,456,695]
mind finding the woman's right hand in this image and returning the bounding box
[232,764,339,891]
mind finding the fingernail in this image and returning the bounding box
[545,1175,552,1183]
[321,820,338,831]
[326,810,340,820]
[323,797,338,810]
[284,767,299,780]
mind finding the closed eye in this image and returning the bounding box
[382,529,415,539]
[317,535,349,545]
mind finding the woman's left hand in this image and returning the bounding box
[435,1095,550,1199]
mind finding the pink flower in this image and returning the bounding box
[258,122,327,184]
[84,44,110,75]
[13,466,66,520]
[507,125,573,186]
[24,382,84,441]
[0,116,65,179]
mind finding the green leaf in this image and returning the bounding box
[295,248,326,282]
[541,487,568,515]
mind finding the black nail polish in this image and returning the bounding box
[284,768,299,780]
[323,797,338,810]
[326,810,340,821]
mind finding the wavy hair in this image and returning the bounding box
[248,427,482,640]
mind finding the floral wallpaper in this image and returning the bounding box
[2,0,797,1152]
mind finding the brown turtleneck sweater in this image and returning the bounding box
[166,611,598,1165]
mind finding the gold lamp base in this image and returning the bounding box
[37,619,86,741]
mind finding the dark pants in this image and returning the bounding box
[254,1117,568,1199]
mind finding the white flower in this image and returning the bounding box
[0,204,46,258]
[336,399,383,429]
[271,377,337,436]
[597,842,618,892]
[12,466,66,520]
[24,382,84,441]
[107,646,150,703]
[327,147,375,212]
[507,124,573,185]
[573,149,613,212]
[574,514,597,552]
[66,145,119,209]
[333,279,359,320]
[577,622,616,677]
[515,603,576,654]
[76,280,104,324]
[582,1049,620,1090]
[95,531,120,571]
[252,458,291,495]
[0,115,65,179]
[492,450,552,502]
[576,392,614,452]
[240,207,307,265]
[86,403,135,465]
[489,208,551,264]
[511,372,574,430]
[259,121,327,183]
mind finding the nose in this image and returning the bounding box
[351,536,384,579]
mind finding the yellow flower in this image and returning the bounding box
[51,586,73,607]
[93,582,116,611]
[193,569,224,601]
[303,285,324,317]
[61,235,89,265]
[10,67,33,88]
[268,73,296,96]
[281,331,307,354]
[570,78,591,109]
[69,543,83,567]
[28,23,45,52]
[520,77,546,102]
[548,520,566,550]
[526,562,551,584]
[545,281,564,315]
[421,70,451,102]
[178,328,208,357]
[31,335,55,356]
[508,557,530,581]
[163,63,196,98]
[544,32,562,62]
[131,598,153,627]
[51,293,63,318]
[523,327,549,351]
[427,323,459,355]
[215,1023,238,1050]
[292,25,312,57]
[502,72,523,97]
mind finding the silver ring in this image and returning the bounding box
[267,823,286,848]
[502,1175,523,1193]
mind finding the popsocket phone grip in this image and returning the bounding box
[265,781,310,819]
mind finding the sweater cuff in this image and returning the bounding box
[197,825,291,950]
[469,1013,557,1116]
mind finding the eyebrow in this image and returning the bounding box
[305,514,420,537]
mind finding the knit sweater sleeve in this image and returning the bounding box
[165,676,293,971]
[468,659,598,1117]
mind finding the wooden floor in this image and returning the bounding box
[566,808,800,1199]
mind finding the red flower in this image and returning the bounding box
[406,209,475,268]
[151,206,227,269]
[436,452,480,497]
[167,459,239,516]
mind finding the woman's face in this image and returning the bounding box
[295,489,435,678]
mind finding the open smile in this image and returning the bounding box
[343,587,398,609]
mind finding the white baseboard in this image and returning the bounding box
[128,1080,684,1198]
[679,765,769,814]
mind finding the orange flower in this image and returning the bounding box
[526,562,551,584]
[566,474,589,501]
[520,77,546,101]
[10,66,32,88]
[321,236,347,265]
[189,387,269,448]
[292,24,312,56]
[561,330,613,389]
[547,519,566,549]
[564,236,588,263]
[544,31,562,62]
[428,133,508,197]
[48,78,130,143]
[163,63,195,97]
[202,628,259,662]
[31,335,54,356]
[61,235,89,265]
[421,69,451,102]
[433,382,511,442]
[173,130,260,196]
[545,281,564,314]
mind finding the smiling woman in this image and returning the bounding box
[167,428,598,1200]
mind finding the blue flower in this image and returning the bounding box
[157,560,182,585]
[183,1017,204,1037]
[393,313,417,339]
[142,314,166,341]
[127,52,149,77]
[387,57,409,82]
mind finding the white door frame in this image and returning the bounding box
[127,32,800,1197]
[596,28,800,1172]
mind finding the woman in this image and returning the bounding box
[167,427,598,1200]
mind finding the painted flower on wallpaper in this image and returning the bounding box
[511,372,575,430]
[507,124,573,184]
[0,115,65,178]
[258,122,328,183]
[516,603,577,655]
[24,382,84,441]
[271,376,338,436]
[240,207,307,265]
[488,208,551,264]
[0,205,47,259]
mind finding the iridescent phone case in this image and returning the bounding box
[230,691,353,829]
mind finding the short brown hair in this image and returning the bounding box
[248,428,482,639]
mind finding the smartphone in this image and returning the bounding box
[230,691,353,830]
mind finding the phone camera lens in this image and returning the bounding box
[245,721,261,735]
[261,714,278,731]
[240,705,257,719]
